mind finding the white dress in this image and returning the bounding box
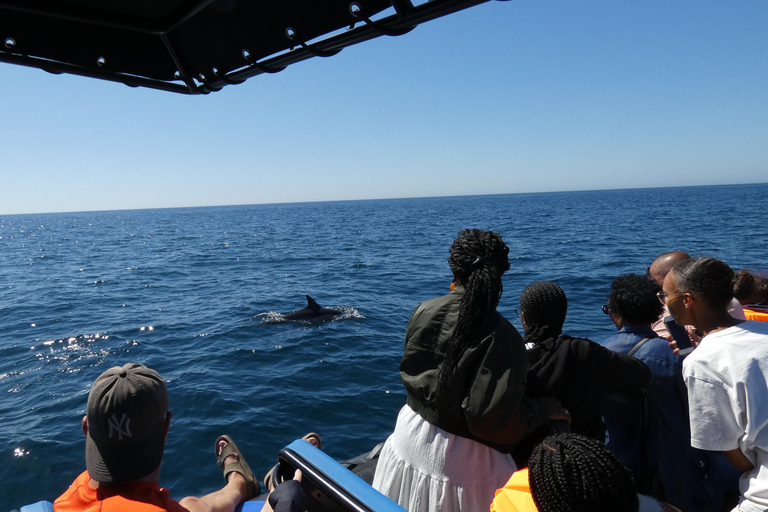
[372,404,517,512]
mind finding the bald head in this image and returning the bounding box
[649,251,691,286]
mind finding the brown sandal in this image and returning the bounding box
[215,435,261,499]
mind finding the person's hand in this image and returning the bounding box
[666,335,680,356]
[668,335,697,357]
[266,469,307,512]
[540,397,571,423]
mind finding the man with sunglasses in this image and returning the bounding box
[601,274,729,512]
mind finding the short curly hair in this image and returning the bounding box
[607,274,663,326]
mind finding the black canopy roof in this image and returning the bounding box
[0,0,491,94]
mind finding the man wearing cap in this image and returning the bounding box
[53,363,261,512]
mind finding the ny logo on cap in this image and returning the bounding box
[108,413,132,441]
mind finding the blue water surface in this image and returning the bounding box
[1,184,766,510]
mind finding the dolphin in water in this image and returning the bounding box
[281,296,342,322]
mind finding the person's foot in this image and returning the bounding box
[215,435,261,500]
[217,438,247,495]
[302,432,322,450]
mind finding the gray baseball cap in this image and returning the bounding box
[85,363,168,482]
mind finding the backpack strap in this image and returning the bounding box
[628,337,652,357]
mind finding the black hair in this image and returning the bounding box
[529,433,639,512]
[520,281,568,345]
[435,229,510,396]
[733,270,768,305]
[670,257,735,310]
[607,274,663,326]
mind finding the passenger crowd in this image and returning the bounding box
[50,229,768,512]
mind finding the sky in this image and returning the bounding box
[1,0,767,215]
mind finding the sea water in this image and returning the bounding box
[1,184,766,509]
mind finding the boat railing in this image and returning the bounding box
[238,439,405,512]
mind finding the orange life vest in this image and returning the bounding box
[744,307,768,323]
[54,471,188,512]
[490,468,538,512]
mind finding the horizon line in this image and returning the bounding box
[1,181,766,217]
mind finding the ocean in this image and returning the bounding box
[1,184,766,510]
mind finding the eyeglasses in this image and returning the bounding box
[601,305,610,315]
[657,291,686,305]
[514,308,521,318]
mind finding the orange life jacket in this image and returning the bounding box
[490,468,538,512]
[744,307,768,322]
[54,471,188,512]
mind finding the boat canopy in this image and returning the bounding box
[0,0,492,95]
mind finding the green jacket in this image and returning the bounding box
[400,287,548,453]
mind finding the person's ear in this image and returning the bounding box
[82,416,88,436]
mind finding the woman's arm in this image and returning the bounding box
[583,339,652,390]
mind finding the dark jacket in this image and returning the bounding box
[400,287,547,453]
[525,335,651,440]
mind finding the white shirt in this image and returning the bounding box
[683,320,768,512]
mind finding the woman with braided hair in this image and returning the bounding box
[491,433,679,512]
[512,281,650,466]
[372,229,568,512]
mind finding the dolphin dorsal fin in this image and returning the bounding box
[306,295,321,310]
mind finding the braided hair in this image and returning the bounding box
[435,229,510,397]
[519,281,568,345]
[529,433,639,512]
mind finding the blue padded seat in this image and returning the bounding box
[239,439,404,512]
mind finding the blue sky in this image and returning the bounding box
[1,0,766,215]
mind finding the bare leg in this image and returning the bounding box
[179,439,263,512]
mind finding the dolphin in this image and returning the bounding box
[281,296,342,322]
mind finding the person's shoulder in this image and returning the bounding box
[600,332,621,346]
[740,319,768,335]
[600,332,638,353]
[633,336,675,359]
[53,471,92,509]
[563,335,600,351]
[552,335,603,361]
[700,321,768,353]
[408,292,455,322]
[413,292,449,310]
[682,336,733,380]
[494,312,521,335]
